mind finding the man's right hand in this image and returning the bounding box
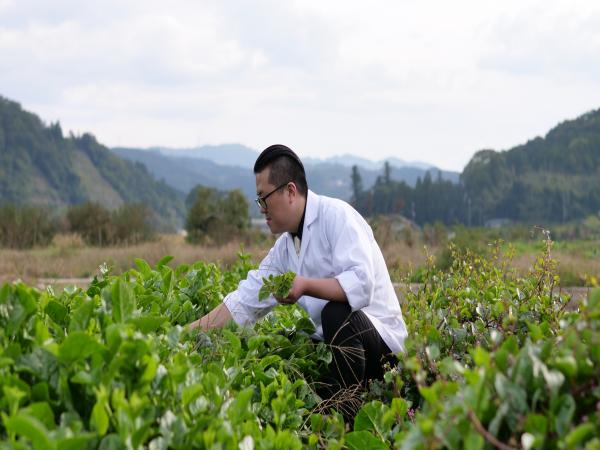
[188,303,233,331]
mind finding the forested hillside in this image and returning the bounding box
[354,108,600,225]
[114,147,459,204]
[0,96,185,230]
[461,109,600,223]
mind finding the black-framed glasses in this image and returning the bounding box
[255,182,289,210]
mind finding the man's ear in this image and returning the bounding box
[287,182,298,200]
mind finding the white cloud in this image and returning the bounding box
[1,0,600,171]
[479,3,600,80]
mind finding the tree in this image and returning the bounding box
[111,203,155,245]
[350,165,363,205]
[67,202,112,246]
[186,186,249,244]
[0,204,58,248]
[383,161,391,185]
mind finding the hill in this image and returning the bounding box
[113,146,459,204]
[151,143,259,168]
[461,108,600,224]
[0,96,185,230]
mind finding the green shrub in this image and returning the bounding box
[185,186,249,245]
[67,201,155,246]
[0,203,58,248]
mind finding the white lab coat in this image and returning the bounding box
[223,190,408,353]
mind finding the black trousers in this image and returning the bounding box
[318,302,393,399]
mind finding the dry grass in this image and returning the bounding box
[381,240,433,279]
[0,233,273,285]
[511,250,600,286]
[0,232,596,288]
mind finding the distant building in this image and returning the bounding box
[251,217,271,234]
[484,218,512,228]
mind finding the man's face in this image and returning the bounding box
[255,167,292,234]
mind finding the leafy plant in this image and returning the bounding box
[259,272,296,301]
[0,239,598,449]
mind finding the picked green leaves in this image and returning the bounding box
[259,272,296,301]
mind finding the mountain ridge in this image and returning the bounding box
[0,96,185,230]
[112,146,459,203]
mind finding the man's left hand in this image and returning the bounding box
[275,275,306,304]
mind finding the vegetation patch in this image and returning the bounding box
[0,241,598,448]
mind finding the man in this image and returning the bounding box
[189,144,407,400]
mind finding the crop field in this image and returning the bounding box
[0,239,599,449]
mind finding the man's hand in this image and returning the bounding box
[188,303,233,331]
[275,275,306,304]
[274,276,348,304]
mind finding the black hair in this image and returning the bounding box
[253,144,308,197]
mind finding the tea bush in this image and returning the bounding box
[0,240,598,449]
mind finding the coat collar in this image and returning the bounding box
[304,190,319,230]
[286,190,319,269]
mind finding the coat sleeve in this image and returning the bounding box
[223,240,284,326]
[328,206,375,311]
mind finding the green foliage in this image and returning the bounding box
[435,226,488,271]
[185,185,250,245]
[0,96,185,231]
[366,239,600,448]
[67,202,155,246]
[353,166,467,225]
[0,238,598,448]
[350,164,363,205]
[353,108,600,225]
[0,251,331,449]
[462,109,600,225]
[259,272,296,301]
[0,204,58,248]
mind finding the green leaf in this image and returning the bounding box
[354,401,391,436]
[464,430,484,450]
[4,413,56,450]
[134,258,152,278]
[111,279,135,323]
[162,269,174,297]
[555,394,575,436]
[128,316,168,333]
[69,299,94,332]
[296,317,316,334]
[181,383,203,408]
[157,255,174,268]
[259,285,271,301]
[419,386,438,405]
[6,286,37,336]
[31,383,49,402]
[588,287,600,310]
[223,330,241,357]
[58,331,104,364]
[91,400,109,436]
[45,300,68,325]
[554,355,577,378]
[22,402,55,430]
[390,397,408,419]
[472,347,490,367]
[564,423,596,447]
[426,344,440,361]
[259,272,296,301]
[524,413,547,439]
[527,322,544,342]
[227,388,254,423]
[57,434,96,450]
[345,431,387,450]
[98,434,126,450]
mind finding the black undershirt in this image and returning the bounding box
[291,200,307,241]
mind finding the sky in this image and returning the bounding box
[1,0,600,171]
